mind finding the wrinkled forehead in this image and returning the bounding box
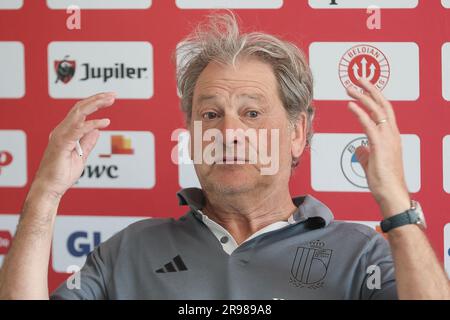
[193,58,280,101]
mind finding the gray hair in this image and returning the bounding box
[175,12,315,168]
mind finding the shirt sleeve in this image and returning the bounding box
[50,244,109,300]
[359,232,398,300]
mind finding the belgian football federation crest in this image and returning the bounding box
[339,44,390,92]
[55,55,76,84]
[290,240,333,289]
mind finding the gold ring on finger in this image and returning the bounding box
[376,118,388,126]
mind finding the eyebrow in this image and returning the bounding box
[236,93,265,102]
[196,94,218,104]
[196,93,266,104]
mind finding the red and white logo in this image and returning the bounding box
[0,231,12,255]
[54,55,76,84]
[0,151,13,175]
[339,44,390,93]
[0,215,19,267]
[0,130,27,187]
[309,42,419,101]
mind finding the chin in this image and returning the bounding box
[201,165,259,194]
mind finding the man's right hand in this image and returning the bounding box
[0,92,115,299]
[32,92,116,200]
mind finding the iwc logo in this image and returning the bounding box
[340,137,369,189]
[290,240,333,290]
[339,44,390,92]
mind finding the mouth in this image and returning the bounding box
[217,157,248,163]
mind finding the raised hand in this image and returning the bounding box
[346,78,411,218]
[33,92,116,199]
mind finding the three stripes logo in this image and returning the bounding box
[155,255,188,273]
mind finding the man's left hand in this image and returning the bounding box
[346,77,411,219]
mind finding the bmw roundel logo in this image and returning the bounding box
[340,137,369,189]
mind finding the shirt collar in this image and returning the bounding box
[176,187,334,229]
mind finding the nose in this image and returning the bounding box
[217,114,247,148]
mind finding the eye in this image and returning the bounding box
[246,110,259,118]
[202,111,219,120]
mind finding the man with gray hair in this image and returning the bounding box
[0,13,449,300]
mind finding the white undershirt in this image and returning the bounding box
[197,209,297,255]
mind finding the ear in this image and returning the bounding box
[187,122,194,162]
[291,113,307,161]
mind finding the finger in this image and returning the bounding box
[60,118,111,143]
[78,129,100,160]
[357,78,397,123]
[67,92,116,123]
[347,86,388,124]
[355,145,370,171]
[79,118,111,136]
[55,93,115,142]
[356,78,384,105]
[348,101,380,145]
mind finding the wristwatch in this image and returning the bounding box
[380,200,427,233]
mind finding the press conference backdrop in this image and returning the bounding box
[0,0,449,292]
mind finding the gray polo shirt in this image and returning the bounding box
[50,187,398,300]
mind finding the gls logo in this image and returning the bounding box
[52,216,145,273]
[67,231,101,257]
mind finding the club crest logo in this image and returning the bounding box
[55,55,76,84]
[290,240,333,289]
[339,44,390,92]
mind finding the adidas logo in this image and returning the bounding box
[155,255,188,273]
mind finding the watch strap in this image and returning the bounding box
[380,210,419,233]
